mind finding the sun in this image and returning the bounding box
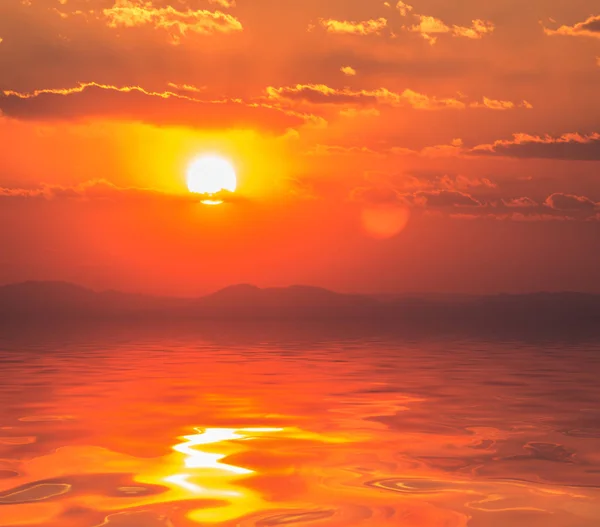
[187,155,237,205]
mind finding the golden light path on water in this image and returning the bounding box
[0,419,355,526]
[1,339,600,527]
[164,427,283,523]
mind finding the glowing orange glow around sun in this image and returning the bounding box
[187,155,237,205]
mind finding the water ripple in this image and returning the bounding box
[0,483,71,504]
[255,509,335,526]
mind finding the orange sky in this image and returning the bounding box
[1,0,599,295]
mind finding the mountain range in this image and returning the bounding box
[1,281,600,332]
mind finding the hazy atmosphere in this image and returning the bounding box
[1,0,600,294]
[1,2,600,527]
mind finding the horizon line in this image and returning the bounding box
[1,279,599,299]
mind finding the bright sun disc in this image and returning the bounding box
[187,155,237,204]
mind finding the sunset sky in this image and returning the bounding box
[1,0,599,295]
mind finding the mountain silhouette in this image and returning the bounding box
[0,281,373,317]
[0,281,184,315]
[1,281,600,334]
[195,284,372,308]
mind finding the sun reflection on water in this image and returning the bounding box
[164,427,283,523]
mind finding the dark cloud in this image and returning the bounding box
[545,15,600,39]
[581,17,600,33]
[451,212,574,222]
[0,179,249,204]
[457,192,599,221]
[470,133,600,161]
[544,193,599,211]
[351,186,482,208]
[0,83,304,132]
[501,197,539,208]
[0,179,195,202]
[411,190,482,207]
[350,181,599,222]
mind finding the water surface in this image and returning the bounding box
[1,322,599,526]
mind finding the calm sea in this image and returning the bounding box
[1,321,599,527]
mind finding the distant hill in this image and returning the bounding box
[1,282,600,332]
[195,284,373,308]
[0,281,186,315]
[0,281,374,317]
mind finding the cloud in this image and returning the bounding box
[451,212,574,222]
[502,197,539,208]
[2,82,197,101]
[308,141,464,156]
[265,84,465,110]
[420,173,495,191]
[544,193,599,211]
[166,83,206,93]
[507,213,573,222]
[350,179,598,222]
[352,186,482,208]
[0,82,307,133]
[420,139,465,157]
[403,11,494,45]
[396,2,414,17]
[544,15,600,39]
[451,19,495,39]
[391,138,464,157]
[0,179,247,204]
[471,132,600,160]
[407,16,452,45]
[339,108,380,118]
[452,192,600,221]
[470,97,533,110]
[439,174,496,191]
[340,66,357,76]
[316,18,388,36]
[411,190,483,207]
[208,0,236,8]
[363,171,496,193]
[0,179,194,202]
[102,0,242,42]
[400,88,465,109]
[390,132,600,160]
[305,145,380,156]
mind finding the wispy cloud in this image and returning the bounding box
[208,0,236,8]
[544,15,600,39]
[0,82,310,133]
[471,132,600,160]
[265,84,466,110]
[103,0,242,42]
[0,179,193,202]
[470,97,533,110]
[388,132,600,160]
[314,18,388,36]
[409,16,494,45]
[544,193,599,211]
[391,2,494,44]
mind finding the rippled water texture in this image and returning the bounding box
[1,322,599,526]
